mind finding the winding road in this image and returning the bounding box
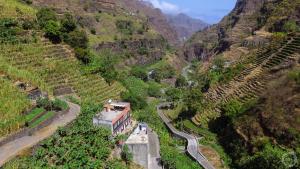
[0,98,80,167]
[157,103,215,169]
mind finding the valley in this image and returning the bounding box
[0,0,299,169]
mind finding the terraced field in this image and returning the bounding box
[193,34,300,126]
[0,78,30,137]
[0,38,125,104]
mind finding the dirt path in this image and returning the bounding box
[0,99,80,167]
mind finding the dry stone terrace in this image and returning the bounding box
[193,34,300,126]
[0,37,124,103]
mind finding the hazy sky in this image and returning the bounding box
[143,0,237,24]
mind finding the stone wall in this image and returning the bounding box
[0,108,69,147]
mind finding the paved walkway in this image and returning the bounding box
[0,99,80,167]
[157,103,215,169]
[148,128,162,169]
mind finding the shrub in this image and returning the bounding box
[121,91,148,110]
[36,98,52,110]
[121,145,133,164]
[22,19,37,30]
[283,20,299,33]
[116,20,134,35]
[165,87,183,102]
[20,0,32,4]
[175,75,187,88]
[90,28,96,35]
[60,13,77,33]
[130,66,148,81]
[37,98,68,111]
[36,8,57,28]
[138,47,148,55]
[52,99,68,111]
[64,30,88,49]
[44,20,61,43]
[147,81,162,98]
[74,48,91,64]
[0,18,19,43]
[288,70,300,84]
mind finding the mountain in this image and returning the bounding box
[183,0,300,61]
[182,0,300,168]
[166,13,208,42]
[120,0,180,45]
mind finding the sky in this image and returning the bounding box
[143,0,237,24]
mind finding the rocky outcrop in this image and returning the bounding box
[166,13,208,42]
[183,0,277,61]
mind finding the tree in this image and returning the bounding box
[182,88,204,117]
[121,90,148,110]
[61,13,77,33]
[121,145,133,164]
[148,81,162,98]
[44,20,61,43]
[74,48,91,64]
[130,66,148,81]
[64,30,88,49]
[36,8,57,28]
[283,20,299,33]
[175,75,187,88]
[165,87,183,102]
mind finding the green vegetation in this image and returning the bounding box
[183,120,231,167]
[133,101,202,169]
[4,103,123,168]
[196,56,245,89]
[130,66,148,81]
[37,98,68,111]
[121,77,149,109]
[288,69,300,84]
[25,108,45,123]
[116,20,134,35]
[29,111,55,128]
[0,78,30,137]
[121,144,133,164]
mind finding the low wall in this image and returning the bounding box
[0,108,69,147]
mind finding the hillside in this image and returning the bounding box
[183,0,300,61]
[175,0,300,168]
[0,0,201,168]
[119,0,180,45]
[166,13,208,42]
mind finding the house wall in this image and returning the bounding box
[127,143,149,169]
[93,118,113,133]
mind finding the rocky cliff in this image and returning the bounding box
[166,13,208,42]
[183,0,300,61]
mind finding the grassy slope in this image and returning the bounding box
[0,0,125,137]
[0,78,30,137]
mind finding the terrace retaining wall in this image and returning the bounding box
[0,108,70,147]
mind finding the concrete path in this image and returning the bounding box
[0,99,80,167]
[148,129,162,169]
[157,103,215,169]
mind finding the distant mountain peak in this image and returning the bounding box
[166,13,209,42]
